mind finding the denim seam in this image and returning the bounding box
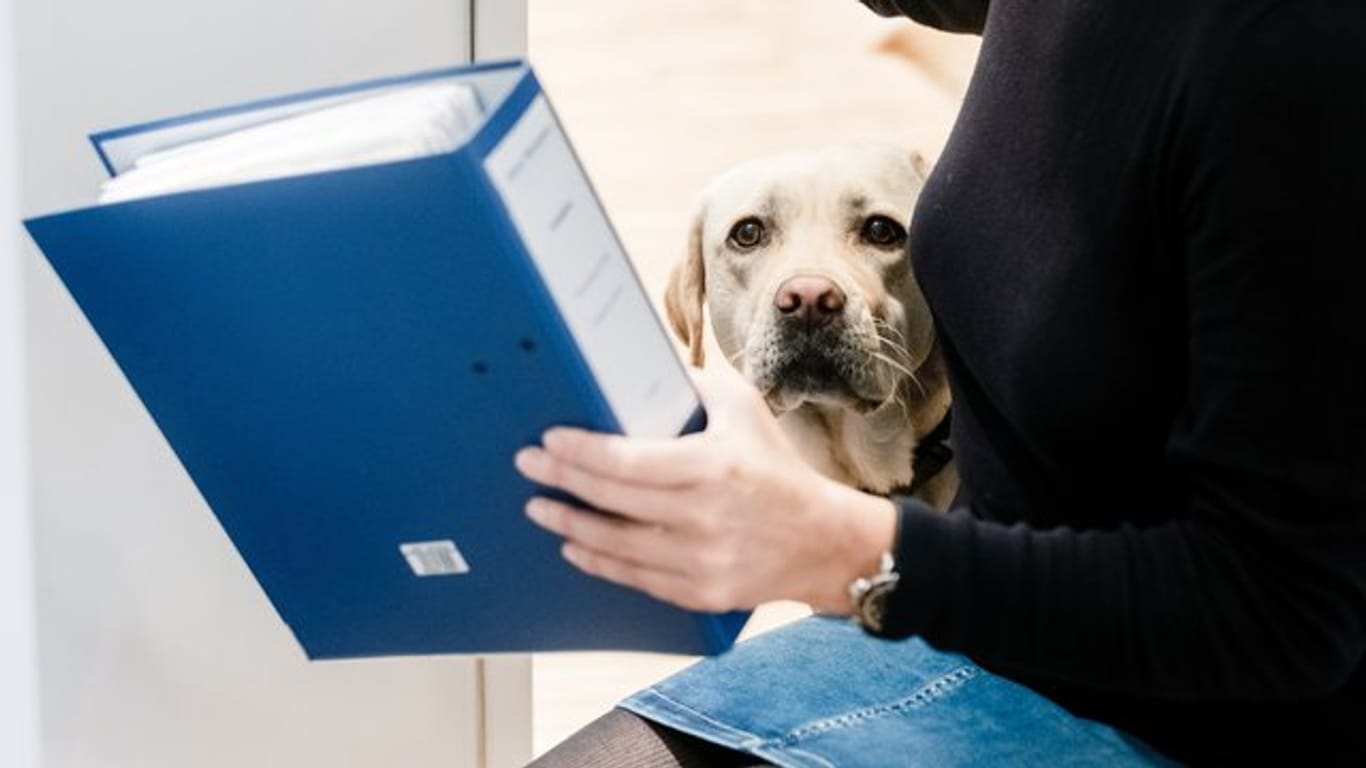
[781,666,980,743]
[627,688,770,749]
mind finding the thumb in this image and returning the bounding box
[687,363,764,421]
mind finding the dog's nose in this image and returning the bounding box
[775,276,846,329]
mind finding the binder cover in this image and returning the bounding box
[23,60,748,659]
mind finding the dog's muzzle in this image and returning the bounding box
[752,276,889,411]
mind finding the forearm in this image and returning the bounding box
[879,495,1366,700]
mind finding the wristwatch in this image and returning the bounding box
[848,551,900,634]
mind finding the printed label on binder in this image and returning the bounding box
[399,540,471,577]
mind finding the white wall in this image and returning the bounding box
[474,0,528,59]
[14,3,498,766]
[1,0,40,764]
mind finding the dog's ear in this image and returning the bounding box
[664,203,707,367]
[909,149,932,184]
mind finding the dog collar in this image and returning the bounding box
[885,408,953,498]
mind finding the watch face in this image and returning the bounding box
[861,581,896,633]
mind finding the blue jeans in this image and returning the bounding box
[619,616,1177,767]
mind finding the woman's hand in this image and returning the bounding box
[513,364,898,615]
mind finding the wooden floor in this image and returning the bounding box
[524,1,979,756]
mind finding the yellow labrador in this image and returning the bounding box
[665,144,957,509]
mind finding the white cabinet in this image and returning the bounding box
[2,2,40,768]
[9,1,529,766]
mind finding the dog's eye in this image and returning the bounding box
[861,216,907,248]
[727,218,766,250]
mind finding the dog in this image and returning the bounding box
[664,144,957,509]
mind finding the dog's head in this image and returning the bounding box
[666,144,935,417]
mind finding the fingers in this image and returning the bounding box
[525,497,687,575]
[526,365,768,494]
[526,497,728,611]
[539,427,709,488]
[560,543,715,610]
[515,446,680,525]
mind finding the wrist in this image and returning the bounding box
[805,478,898,615]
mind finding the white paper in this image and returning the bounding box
[98,81,485,203]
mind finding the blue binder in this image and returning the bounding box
[22,59,748,659]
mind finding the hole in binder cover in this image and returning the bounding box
[472,361,489,375]
[519,337,537,353]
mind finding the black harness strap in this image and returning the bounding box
[883,408,953,498]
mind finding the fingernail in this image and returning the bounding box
[525,498,548,524]
[542,428,567,452]
[514,448,545,475]
[561,543,581,564]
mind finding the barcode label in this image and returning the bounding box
[399,540,471,577]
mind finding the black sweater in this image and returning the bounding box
[866,0,1366,763]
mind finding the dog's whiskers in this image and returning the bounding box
[871,321,918,362]
[874,332,915,367]
[868,337,927,400]
[872,318,911,346]
[867,348,919,385]
[873,321,920,362]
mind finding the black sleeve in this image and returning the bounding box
[876,4,1366,700]
[857,0,989,35]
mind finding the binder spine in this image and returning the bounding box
[467,72,743,653]
[461,72,623,436]
[455,145,622,436]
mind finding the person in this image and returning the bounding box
[514,0,1366,764]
